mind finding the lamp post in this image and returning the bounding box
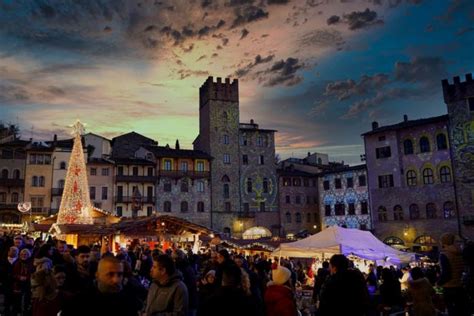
[17,202,32,232]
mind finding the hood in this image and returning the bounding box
[156,270,183,287]
[265,284,293,302]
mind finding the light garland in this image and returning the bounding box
[56,120,93,225]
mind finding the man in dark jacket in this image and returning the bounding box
[146,254,189,316]
[62,256,141,316]
[318,254,369,316]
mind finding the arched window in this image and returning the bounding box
[286,212,291,223]
[409,204,420,220]
[60,161,67,169]
[439,166,451,183]
[180,201,188,213]
[384,236,405,246]
[296,212,301,223]
[419,137,430,153]
[181,179,188,192]
[12,169,20,179]
[1,169,8,179]
[11,192,19,203]
[263,178,269,193]
[436,133,448,150]
[393,205,404,221]
[406,170,417,186]
[223,184,229,199]
[443,201,455,219]
[32,176,38,187]
[246,178,252,193]
[423,168,434,184]
[378,206,387,222]
[426,203,437,219]
[39,176,45,187]
[163,201,171,213]
[414,235,436,245]
[221,175,230,182]
[403,139,414,155]
[197,201,205,213]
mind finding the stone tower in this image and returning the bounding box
[194,77,241,233]
[442,73,474,239]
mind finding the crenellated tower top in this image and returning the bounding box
[442,73,474,104]
[199,76,239,108]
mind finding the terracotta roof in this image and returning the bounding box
[362,115,448,136]
[144,146,212,159]
[317,164,366,176]
[277,168,317,177]
[113,157,155,165]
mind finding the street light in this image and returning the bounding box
[17,202,32,233]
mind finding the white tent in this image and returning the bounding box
[273,226,415,264]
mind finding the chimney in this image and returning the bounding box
[372,121,379,130]
[175,139,180,150]
[403,114,408,122]
[307,152,311,157]
[53,134,57,141]
[250,119,254,124]
[466,73,473,82]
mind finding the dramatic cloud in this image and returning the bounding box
[231,6,269,28]
[299,29,344,48]
[394,56,447,85]
[324,74,390,100]
[327,15,341,25]
[260,58,304,87]
[344,8,383,30]
[233,54,275,77]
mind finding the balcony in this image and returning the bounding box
[114,196,156,204]
[237,212,256,218]
[0,179,24,187]
[0,203,18,210]
[51,188,64,196]
[158,170,210,179]
[115,175,157,183]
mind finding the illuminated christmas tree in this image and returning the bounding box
[56,120,94,225]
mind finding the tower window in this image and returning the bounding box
[468,97,474,112]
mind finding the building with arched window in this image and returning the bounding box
[362,113,456,249]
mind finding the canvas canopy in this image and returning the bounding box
[272,226,415,264]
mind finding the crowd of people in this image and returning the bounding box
[0,232,473,316]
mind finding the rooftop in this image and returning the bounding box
[144,145,213,159]
[362,114,448,136]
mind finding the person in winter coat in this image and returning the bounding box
[318,254,369,316]
[0,246,19,316]
[407,267,436,316]
[438,233,469,316]
[33,244,53,272]
[31,269,63,316]
[264,265,298,316]
[12,248,35,314]
[146,254,189,316]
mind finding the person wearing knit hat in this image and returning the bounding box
[264,266,298,316]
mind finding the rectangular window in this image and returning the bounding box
[132,167,139,176]
[335,203,345,216]
[469,97,474,112]
[347,177,353,188]
[285,195,290,204]
[37,154,44,165]
[90,187,96,200]
[147,206,153,216]
[359,175,366,186]
[348,203,355,215]
[243,203,249,213]
[0,193,6,203]
[164,160,172,171]
[181,161,188,172]
[117,186,123,199]
[259,202,265,212]
[335,178,342,189]
[241,136,247,146]
[101,168,109,176]
[257,136,264,147]
[223,135,229,145]
[223,154,230,164]
[90,168,97,176]
[378,136,386,141]
[314,196,318,205]
[361,201,368,214]
[293,178,301,186]
[295,196,301,204]
[146,186,154,202]
[312,179,317,187]
[117,166,124,176]
[323,180,330,190]
[225,202,231,212]
[31,196,44,213]
[378,174,394,188]
[196,161,204,172]
[259,155,264,165]
[197,181,205,193]
[283,178,291,186]
[307,195,311,205]
[29,154,36,164]
[147,167,154,176]
[223,184,229,199]
[303,179,309,187]
[116,206,123,217]
[242,155,248,165]
[101,187,108,200]
[376,146,391,159]
[325,205,331,216]
[44,155,51,165]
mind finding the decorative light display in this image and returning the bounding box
[56,120,93,225]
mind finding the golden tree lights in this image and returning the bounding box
[56,120,93,225]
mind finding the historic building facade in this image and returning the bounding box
[363,115,457,250]
[443,73,474,240]
[87,158,114,213]
[0,140,29,223]
[194,77,279,236]
[278,167,319,238]
[318,164,370,231]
